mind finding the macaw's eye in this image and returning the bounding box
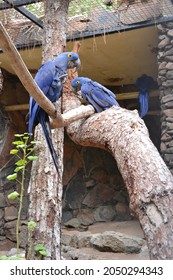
[76,81,80,84]
[68,53,72,58]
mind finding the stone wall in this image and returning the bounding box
[157,22,173,174]
[0,132,131,246]
[62,134,131,229]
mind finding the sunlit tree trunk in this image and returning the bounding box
[28,0,70,260]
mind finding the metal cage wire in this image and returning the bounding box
[0,0,173,48]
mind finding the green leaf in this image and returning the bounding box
[27,221,37,231]
[34,244,46,252]
[7,191,19,200]
[10,149,18,155]
[27,148,34,152]
[15,160,27,166]
[39,250,47,256]
[12,141,24,145]
[23,136,29,140]
[14,166,24,172]
[0,255,9,260]
[7,173,17,181]
[27,156,38,161]
[16,144,26,149]
[14,134,24,137]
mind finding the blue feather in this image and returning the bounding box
[71,77,120,112]
[28,52,80,174]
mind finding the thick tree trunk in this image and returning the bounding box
[63,91,173,260]
[28,0,70,260]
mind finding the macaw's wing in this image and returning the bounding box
[81,86,103,112]
[34,61,55,97]
[29,61,58,134]
[82,81,119,112]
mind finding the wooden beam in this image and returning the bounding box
[4,104,29,111]
[117,90,159,100]
[4,90,159,112]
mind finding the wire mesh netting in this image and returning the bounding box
[0,0,173,47]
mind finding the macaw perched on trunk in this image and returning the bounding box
[135,74,155,118]
[71,77,120,112]
[28,52,80,174]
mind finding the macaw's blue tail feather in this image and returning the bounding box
[38,111,59,175]
[139,90,149,118]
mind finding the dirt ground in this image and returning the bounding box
[0,220,150,259]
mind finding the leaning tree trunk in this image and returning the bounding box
[28,0,70,260]
[62,86,173,260]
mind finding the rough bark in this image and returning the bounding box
[63,91,173,260]
[28,0,70,260]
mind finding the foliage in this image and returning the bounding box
[25,0,119,18]
[7,133,39,256]
[68,0,107,17]
[34,243,47,257]
[0,255,22,260]
[25,2,44,17]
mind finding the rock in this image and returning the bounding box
[63,137,82,186]
[85,179,95,188]
[166,70,173,79]
[4,206,18,221]
[0,209,4,220]
[64,170,86,210]
[161,94,173,104]
[4,220,27,247]
[163,109,173,117]
[83,183,115,208]
[91,231,144,253]
[115,202,130,215]
[158,37,170,49]
[158,61,167,70]
[64,218,81,228]
[0,193,6,208]
[62,211,73,224]
[165,62,173,70]
[6,248,24,257]
[76,232,92,248]
[167,29,173,38]
[94,206,115,222]
[77,209,94,226]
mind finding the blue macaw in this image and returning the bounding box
[71,77,120,112]
[135,74,155,118]
[28,52,80,174]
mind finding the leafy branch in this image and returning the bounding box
[7,133,39,256]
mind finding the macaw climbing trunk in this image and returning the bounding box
[63,92,173,260]
[28,0,70,260]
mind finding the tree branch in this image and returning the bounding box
[0,21,95,127]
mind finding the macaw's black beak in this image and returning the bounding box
[74,57,81,72]
[72,86,78,93]
[68,57,81,72]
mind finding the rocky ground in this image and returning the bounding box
[0,220,150,260]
